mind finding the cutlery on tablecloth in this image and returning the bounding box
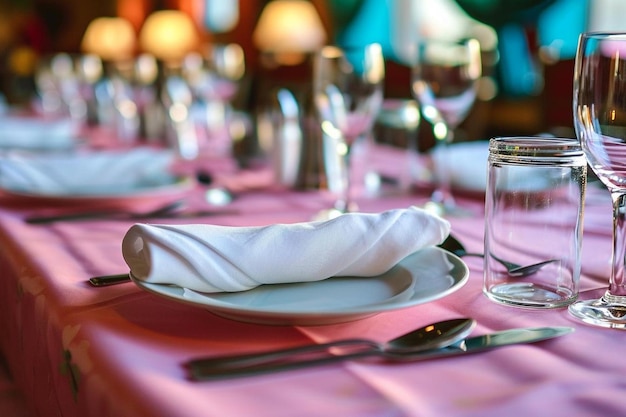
[25,201,239,224]
[187,318,475,372]
[187,326,574,380]
[88,273,132,287]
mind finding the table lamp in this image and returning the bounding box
[253,0,326,66]
[81,17,137,62]
[139,10,200,67]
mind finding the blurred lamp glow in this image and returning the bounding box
[139,10,200,63]
[81,17,136,61]
[253,0,326,65]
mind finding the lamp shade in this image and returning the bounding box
[253,0,326,57]
[139,10,200,63]
[81,17,136,61]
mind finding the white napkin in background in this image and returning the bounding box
[0,116,79,149]
[430,141,489,192]
[0,148,176,195]
[122,206,451,293]
[431,140,561,193]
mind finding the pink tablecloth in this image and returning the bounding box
[0,148,622,417]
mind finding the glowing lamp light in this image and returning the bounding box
[81,17,136,61]
[253,0,326,66]
[139,10,200,64]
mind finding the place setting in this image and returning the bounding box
[8,2,626,417]
[0,114,82,151]
[0,147,189,201]
[118,205,469,326]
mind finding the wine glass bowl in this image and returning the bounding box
[313,43,384,217]
[569,32,626,328]
[183,43,245,103]
[182,43,246,158]
[410,37,481,215]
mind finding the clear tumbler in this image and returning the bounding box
[483,137,586,308]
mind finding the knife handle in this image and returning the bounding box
[88,274,132,287]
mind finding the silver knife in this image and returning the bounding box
[188,326,574,380]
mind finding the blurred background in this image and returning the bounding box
[0,0,616,148]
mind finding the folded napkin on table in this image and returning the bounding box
[122,206,451,293]
[0,148,176,194]
[431,140,489,192]
[0,116,79,149]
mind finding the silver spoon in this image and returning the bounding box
[186,318,475,379]
[439,234,558,277]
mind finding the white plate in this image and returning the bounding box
[0,147,189,205]
[131,246,469,326]
[1,175,194,204]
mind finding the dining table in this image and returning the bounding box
[0,135,623,417]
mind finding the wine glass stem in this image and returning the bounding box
[336,146,353,213]
[609,191,626,297]
[431,127,455,208]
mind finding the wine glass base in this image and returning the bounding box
[568,297,626,329]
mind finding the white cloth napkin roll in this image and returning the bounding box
[122,206,451,293]
[0,116,78,149]
[0,148,176,194]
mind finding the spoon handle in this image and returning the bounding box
[188,348,380,380]
[187,338,379,376]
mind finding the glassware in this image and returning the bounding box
[313,43,385,219]
[569,31,626,328]
[410,37,481,215]
[183,43,245,158]
[484,137,586,309]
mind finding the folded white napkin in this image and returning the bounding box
[0,148,176,195]
[0,116,79,149]
[122,206,451,293]
[431,140,557,193]
[431,140,489,192]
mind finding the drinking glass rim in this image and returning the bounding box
[489,137,584,161]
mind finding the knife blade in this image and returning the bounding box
[188,326,574,381]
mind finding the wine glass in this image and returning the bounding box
[313,43,384,219]
[569,31,626,328]
[410,37,481,215]
[183,43,245,158]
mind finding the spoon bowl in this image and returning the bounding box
[439,234,558,278]
[187,317,475,378]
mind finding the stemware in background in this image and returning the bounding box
[569,32,626,328]
[75,53,104,126]
[313,43,384,219]
[34,53,88,122]
[183,43,245,158]
[410,37,481,216]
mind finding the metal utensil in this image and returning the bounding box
[192,318,475,369]
[26,201,238,224]
[88,273,132,287]
[188,326,574,380]
[439,234,559,277]
[187,318,475,376]
[25,200,185,224]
